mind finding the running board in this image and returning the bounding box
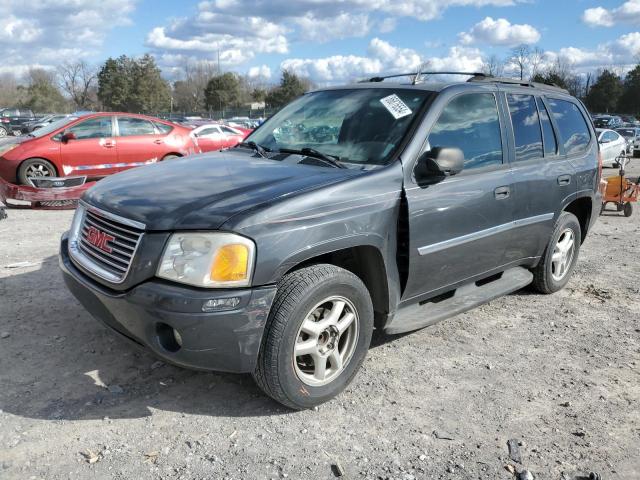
[384,267,533,334]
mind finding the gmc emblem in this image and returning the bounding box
[86,226,115,253]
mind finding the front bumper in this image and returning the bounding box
[60,233,277,373]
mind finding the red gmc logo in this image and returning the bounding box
[86,226,115,253]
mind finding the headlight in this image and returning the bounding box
[157,232,255,288]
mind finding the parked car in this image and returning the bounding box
[620,115,639,126]
[615,127,640,157]
[191,123,248,152]
[60,74,601,409]
[593,115,623,129]
[0,113,198,184]
[20,114,71,134]
[596,128,627,166]
[0,108,35,137]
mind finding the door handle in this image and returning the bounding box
[153,139,163,144]
[557,174,571,186]
[494,186,510,200]
[102,141,116,148]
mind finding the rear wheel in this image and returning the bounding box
[532,212,581,294]
[162,154,180,161]
[253,264,373,410]
[17,158,57,185]
[0,127,7,137]
[624,202,633,217]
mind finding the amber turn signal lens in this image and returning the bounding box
[210,244,249,282]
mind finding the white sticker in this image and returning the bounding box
[380,94,412,119]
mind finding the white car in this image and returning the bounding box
[190,123,247,153]
[596,128,627,167]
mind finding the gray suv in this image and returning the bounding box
[60,73,601,409]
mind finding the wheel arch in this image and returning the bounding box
[18,156,60,177]
[563,196,592,243]
[162,152,182,160]
[282,244,391,326]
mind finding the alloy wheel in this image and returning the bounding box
[293,296,359,387]
[25,163,54,178]
[551,228,575,281]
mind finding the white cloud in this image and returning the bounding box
[248,65,272,79]
[294,13,371,42]
[280,38,484,83]
[0,0,137,77]
[459,17,540,46]
[583,1,640,27]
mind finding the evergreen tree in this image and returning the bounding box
[585,70,622,113]
[265,70,312,108]
[204,73,242,111]
[618,64,640,114]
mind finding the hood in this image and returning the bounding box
[83,149,359,231]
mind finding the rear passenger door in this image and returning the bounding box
[115,116,167,170]
[504,93,583,263]
[402,90,514,303]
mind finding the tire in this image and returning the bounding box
[253,264,374,410]
[17,158,57,185]
[531,212,581,294]
[0,127,7,137]
[624,202,633,217]
[162,154,180,161]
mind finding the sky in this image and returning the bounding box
[3,0,640,85]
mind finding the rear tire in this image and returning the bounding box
[531,212,581,294]
[253,264,374,410]
[624,202,633,217]
[0,127,7,137]
[162,154,180,161]
[17,158,57,185]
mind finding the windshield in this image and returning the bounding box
[30,116,79,138]
[247,88,432,166]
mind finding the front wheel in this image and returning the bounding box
[253,264,374,410]
[531,212,581,294]
[624,202,633,217]
[17,158,57,185]
[0,127,7,137]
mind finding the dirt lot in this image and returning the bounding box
[1,163,639,480]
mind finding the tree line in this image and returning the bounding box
[0,54,312,115]
[483,44,640,114]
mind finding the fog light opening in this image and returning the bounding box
[156,322,182,353]
[202,297,241,312]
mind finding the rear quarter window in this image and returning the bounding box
[154,122,174,134]
[546,98,591,155]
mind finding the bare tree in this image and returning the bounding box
[0,73,27,107]
[529,47,546,79]
[481,54,504,77]
[509,44,531,80]
[58,61,97,109]
[173,60,219,112]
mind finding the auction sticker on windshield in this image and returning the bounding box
[380,94,412,119]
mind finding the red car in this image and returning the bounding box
[191,124,249,153]
[0,113,198,184]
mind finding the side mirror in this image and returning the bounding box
[415,147,464,183]
[61,131,76,143]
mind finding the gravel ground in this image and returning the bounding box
[1,164,639,480]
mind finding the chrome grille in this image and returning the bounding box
[69,203,145,284]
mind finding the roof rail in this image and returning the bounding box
[364,71,486,84]
[467,75,569,93]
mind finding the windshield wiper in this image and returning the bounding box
[237,141,269,158]
[279,147,345,169]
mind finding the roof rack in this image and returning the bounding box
[362,71,569,93]
[467,75,569,93]
[364,72,486,84]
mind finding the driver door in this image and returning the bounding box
[402,91,514,303]
[59,116,116,177]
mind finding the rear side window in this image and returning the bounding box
[118,117,156,136]
[547,98,591,155]
[428,93,503,170]
[536,98,557,156]
[154,122,173,134]
[221,126,238,134]
[507,94,543,161]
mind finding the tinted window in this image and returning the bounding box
[68,117,112,139]
[220,126,238,134]
[602,131,618,142]
[154,122,173,134]
[507,94,543,161]
[428,93,502,169]
[547,98,591,155]
[536,98,557,156]
[198,127,219,136]
[118,117,156,136]
[616,129,635,138]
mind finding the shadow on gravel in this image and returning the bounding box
[0,256,289,421]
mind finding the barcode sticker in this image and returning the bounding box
[380,94,412,119]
